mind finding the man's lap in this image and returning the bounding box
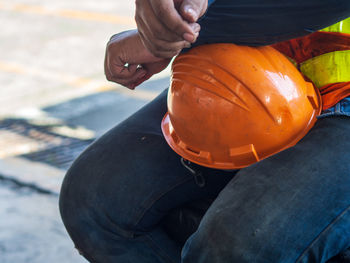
[59,89,350,262]
[182,116,350,262]
[59,89,235,262]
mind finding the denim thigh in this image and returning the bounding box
[59,89,234,263]
[182,116,350,263]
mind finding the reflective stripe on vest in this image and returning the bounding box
[320,17,350,34]
[300,50,350,88]
[272,17,350,110]
[300,17,350,88]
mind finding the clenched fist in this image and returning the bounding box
[135,0,208,58]
[104,30,171,89]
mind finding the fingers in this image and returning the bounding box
[106,64,147,90]
[104,30,172,89]
[135,0,199,58]
[180,0,208,23]
[104,54,170,90]
[104,53,147,90]
[135,7,183,43]
[137,22,191,58]
[183,23,200,45]
[150,0,196,41]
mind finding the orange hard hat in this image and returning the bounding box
[161,44,322,170]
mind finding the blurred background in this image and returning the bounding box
[0,0,170,262]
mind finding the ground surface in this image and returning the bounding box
[0,0,169,262]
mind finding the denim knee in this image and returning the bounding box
[181,215,280,263]
[60,162,135,263]
[58,159,99,256]
[181,216,250,263]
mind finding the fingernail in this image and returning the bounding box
[190,23,200,33]
[194,24,201,33]
[184,6,197,21]
[183,32,195,43]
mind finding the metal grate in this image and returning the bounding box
[0,119,94,170]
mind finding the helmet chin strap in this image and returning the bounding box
[180,157,206,188]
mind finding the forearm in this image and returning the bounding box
[194,0,350,47]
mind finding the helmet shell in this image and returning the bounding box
[162,44,321,169]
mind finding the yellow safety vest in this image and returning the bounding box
[300,18,350,89]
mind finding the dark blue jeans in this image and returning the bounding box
[59,89,350,263]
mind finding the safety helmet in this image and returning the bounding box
[161,44,322,170]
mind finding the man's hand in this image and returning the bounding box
[104,30,171,90]
[178,0,208,24]
[135,0,208,58]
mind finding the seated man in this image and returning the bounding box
[59,0,350,262]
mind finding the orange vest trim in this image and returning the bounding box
[320,82,350,110]
[272,31,350,111]
[272,31,350,64]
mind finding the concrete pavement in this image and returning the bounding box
[0,180,85,263]
[0,0,169,262]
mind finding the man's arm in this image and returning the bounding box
[106,0,350,89]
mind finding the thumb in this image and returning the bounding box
[180,0,208,23]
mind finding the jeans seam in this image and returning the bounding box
[131,176,194,229]
[295,204,350,263]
